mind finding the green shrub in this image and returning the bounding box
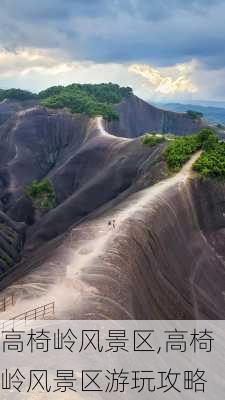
[186,110,203,119]
[197,128,216,144]
[193,142,225,179]
[0,83,132,120]
[164,128,225,179]
[38,86,64,99]
[39,83,132,121]
[164,134,201,171]
[192,128,225,179]
[25,178,56,211]
[0,88,36,101]
[141,133,165,147]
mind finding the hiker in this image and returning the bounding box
[112,219,116,229]
[108,220,112,228]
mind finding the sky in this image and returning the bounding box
[0,0,224,103]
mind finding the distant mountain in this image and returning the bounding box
[155,102,225,125]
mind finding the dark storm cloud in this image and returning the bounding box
[0,0,224,68]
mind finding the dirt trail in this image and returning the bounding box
[0,120,201,319]
[96,116,132,141]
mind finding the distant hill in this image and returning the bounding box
[0,84,133,121]
[0,83,204,135]
[155,102,225,125]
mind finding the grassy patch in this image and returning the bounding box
[141,133,166,147]
[25,178,56,211]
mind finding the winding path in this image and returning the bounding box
[0,120,201,319]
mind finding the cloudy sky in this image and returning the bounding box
[0,0,224,103]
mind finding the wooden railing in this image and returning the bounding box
[0,295,14,312]
[0,301,55,332]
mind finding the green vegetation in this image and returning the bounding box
[216,123,225,129]
[164,128,225,179]
[0,83,133,120]
[25,178,56,211]
[186,110,203,119]
[141,133,165,147]
[0,88,36,101]
[38,86,64,99]
[193,135,225,179]
[164,134,201,171]
[39,83,132,120]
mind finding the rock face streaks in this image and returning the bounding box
[0,211,25,277]
[0,97,224,321]
[0,104,166,223]
[106,95,204,137]
[1,149,225,320]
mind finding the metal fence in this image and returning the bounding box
[0,301,55,332]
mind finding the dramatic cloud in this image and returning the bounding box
[129,63,198,95]
[0,0,225,67]
[0,48,78,77]
[0,1,224,101]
